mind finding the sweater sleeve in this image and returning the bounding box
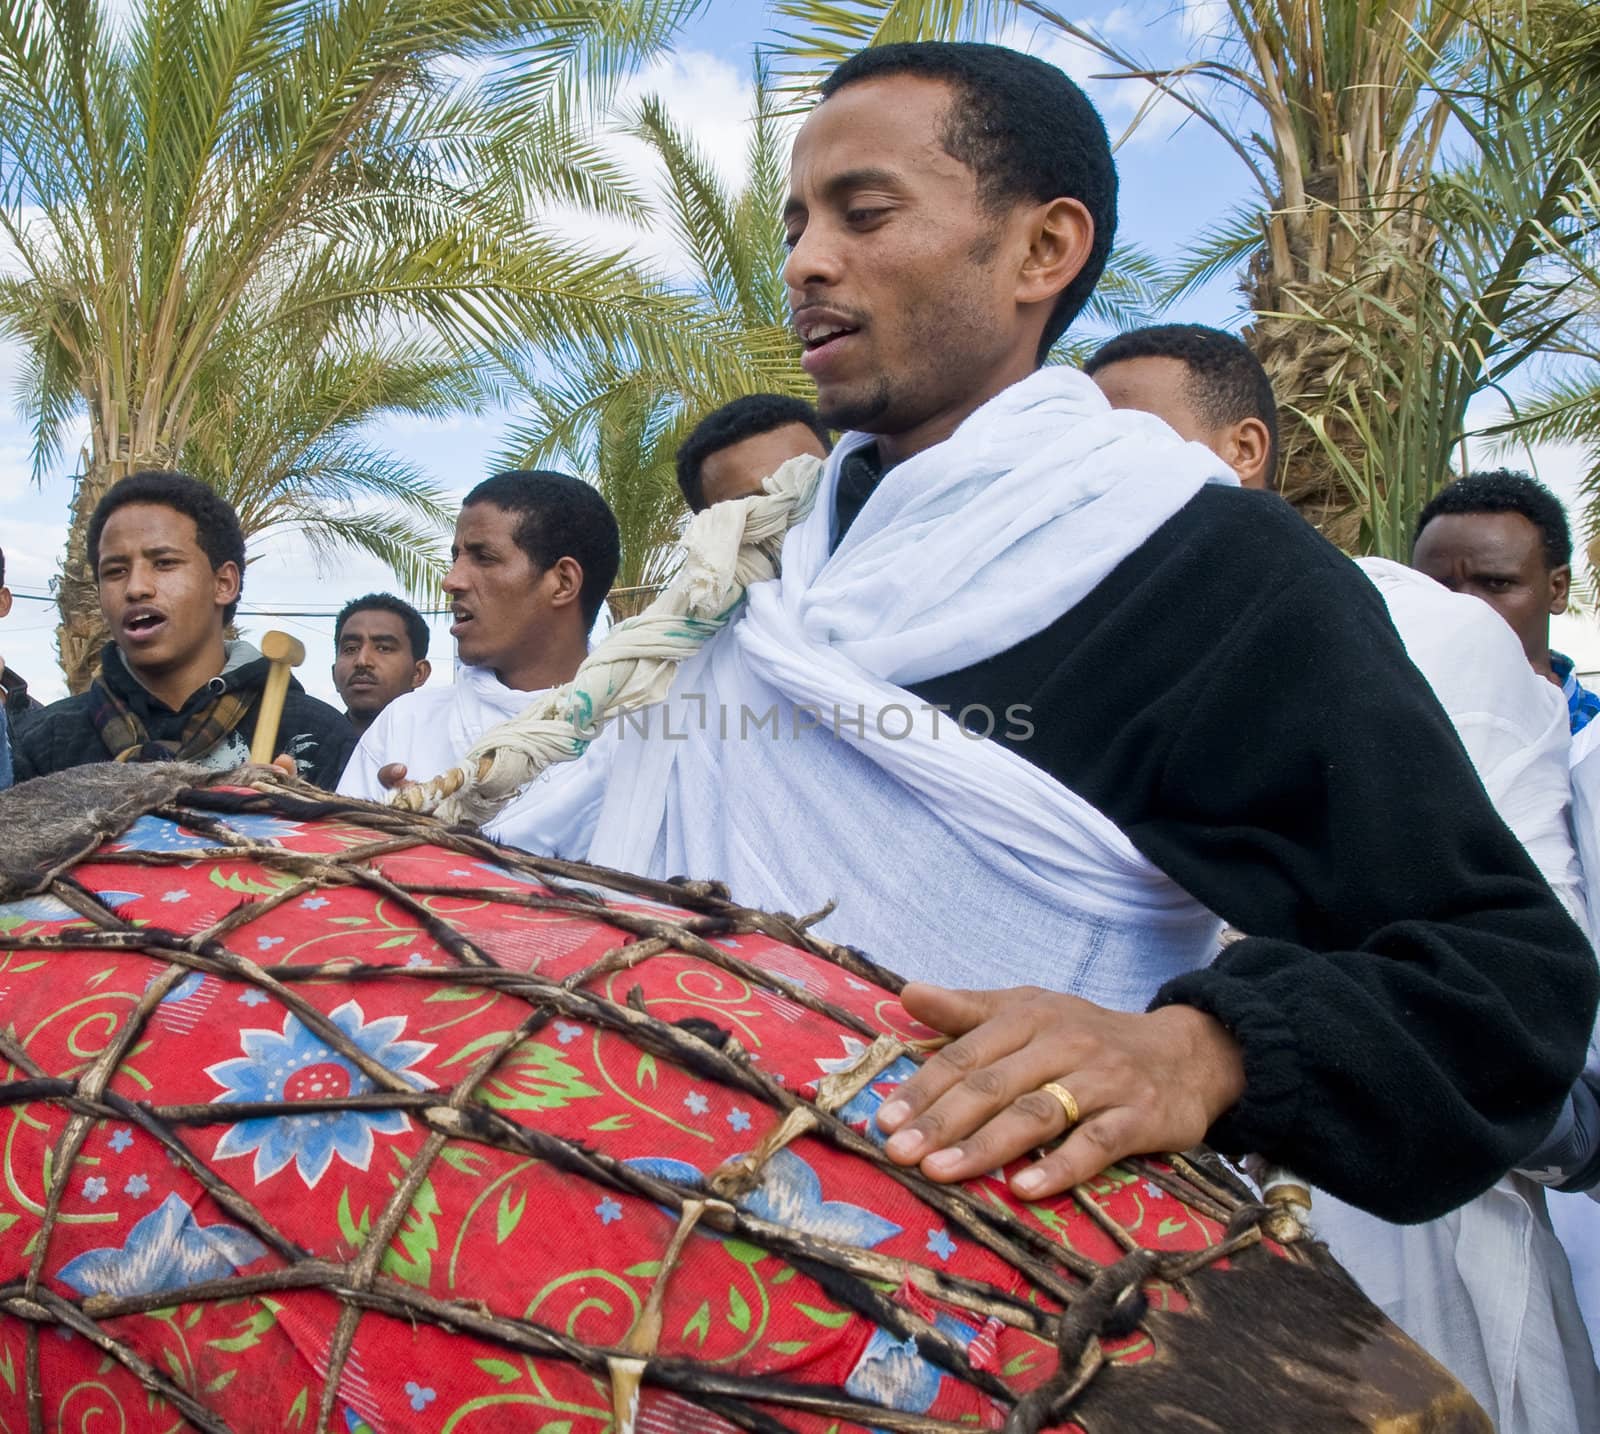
[9,697,87,781]
[305,707,358,791]
[273,694,357,792]
[1135,566,1596,1222]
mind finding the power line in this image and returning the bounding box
[4,588,452,618]
[4,581,665,619]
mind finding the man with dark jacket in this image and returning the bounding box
[13,472,355,788]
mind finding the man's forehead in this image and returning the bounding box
[1418,510,1545,561]
[454,502,519,542]
[343,608,408,637]
[788,74,966,193]
[99,503,201,551]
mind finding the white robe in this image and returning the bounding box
[568,368,1235,997]
[337,664,593,851]
[1549,713,1600,1389]
[1312,560,1600,1434]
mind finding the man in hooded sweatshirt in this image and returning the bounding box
[13,471,355,788]
[337,471,619,841]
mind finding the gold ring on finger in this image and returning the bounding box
[1039,1080,1080,1129]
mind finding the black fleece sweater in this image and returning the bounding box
[13,643,356,791]
[838,469,1596,1224]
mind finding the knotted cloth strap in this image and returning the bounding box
[392,453,824,826]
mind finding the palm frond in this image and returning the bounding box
[772,0,1018,78]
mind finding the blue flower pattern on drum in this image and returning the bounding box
[110,815,217,853]
[740,1149,902,1249]
[107,811,301,856]
[56,1193,267,1299]
[844,1313,978,1415]
[622,1151,901,1250]
[153,970,206,1005]
[215,812,301,844]
[207,1000,433,1187]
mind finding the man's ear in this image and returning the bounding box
[545,555,585,611]
[412,658,433,689]
[214,561,242,611]
[1551,563,1572,616]
[1015,197,1095,313]
[1223,418,1275,491]
[0,587,12,621]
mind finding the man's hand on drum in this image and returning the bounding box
[876,984,1247,1199]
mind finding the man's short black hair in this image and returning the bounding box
[1415,469,1573,570]
[0,546,6,588]
[87,471,247,623]
[334,592,430,661]
[819,41,1117,361]
[462,470,621,625]
[1086,324,1281,485]
[675,394,832,511]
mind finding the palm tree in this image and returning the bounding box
[505,52,1163,595]
[499,58,809,608]
[1485,0,1600,567]
[0,0,700,689]
[175,320,495,598]
[772,0,1598,555]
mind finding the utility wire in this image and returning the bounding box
[4,581,667,618]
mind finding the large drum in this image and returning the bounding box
[0,767,1486,1432]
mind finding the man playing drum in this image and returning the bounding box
[509,42,1594,1235]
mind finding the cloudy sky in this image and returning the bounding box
[1,0,1592,706]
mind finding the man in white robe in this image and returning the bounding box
[340,470,619,845]
[514,42,1595,1270]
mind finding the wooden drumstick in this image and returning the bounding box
[249,630,306,765]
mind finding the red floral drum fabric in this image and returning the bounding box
[0,787,1471,1434]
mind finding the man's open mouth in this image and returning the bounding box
[450,607,475,635]
[797,318,859,354]
[123,610,167,638]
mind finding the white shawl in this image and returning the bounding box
[569,368,1236,1000]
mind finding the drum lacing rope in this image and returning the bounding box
[391,453,824,828]
[0,777,1292,1434]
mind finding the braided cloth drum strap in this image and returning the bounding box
[391,453,824,828]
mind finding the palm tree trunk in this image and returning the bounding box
[57,461,116,695]
[1244,192,1440,552]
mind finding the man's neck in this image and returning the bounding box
[875,355,1039,467]
[345,709,375,735]
[1533,641,1560,686]
[121,636,230,712]
[491,632,588,694]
